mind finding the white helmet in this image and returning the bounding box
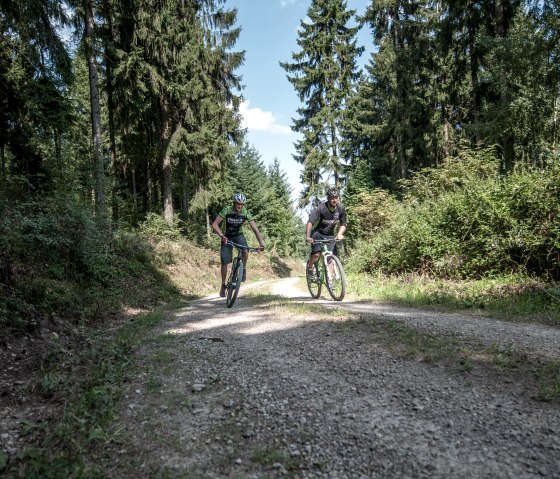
[232,192,246,204]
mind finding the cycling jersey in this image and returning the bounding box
[308,202,347,236]
[218,205,254,237]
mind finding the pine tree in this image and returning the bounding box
[0,0,72,196]
[346,0,435,189]
[266,159,303,255]
[110,0,243,224]
[280,0,363,205]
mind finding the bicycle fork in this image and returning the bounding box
[323,253,337,282]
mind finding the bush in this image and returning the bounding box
[348,146,560,280]
[138,213,183,240]
[0,196,171,334]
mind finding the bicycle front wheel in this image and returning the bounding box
[226,259,243,308]
[325,255,346,301]
[306,262,322,299]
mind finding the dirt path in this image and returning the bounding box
[110,277,560,478]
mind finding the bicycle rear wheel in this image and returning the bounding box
[306,262,322,299]
[325,255,346,301]
[226,259,243,308]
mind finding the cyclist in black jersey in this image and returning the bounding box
[212,193,265,297]
[305,187,346,274]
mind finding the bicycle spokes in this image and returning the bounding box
[324,255,346,301]
[306,263,322,299]
[226,259,243,308]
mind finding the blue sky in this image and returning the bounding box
[230,0,372,206]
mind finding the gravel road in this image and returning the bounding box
[115,277,560,478]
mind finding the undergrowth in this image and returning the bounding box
[347,272,560,325]
[3,308,170,478]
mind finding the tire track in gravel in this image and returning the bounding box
[113,277,560,479]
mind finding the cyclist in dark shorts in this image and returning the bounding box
[305,187,346,274]
[212,192,265,297]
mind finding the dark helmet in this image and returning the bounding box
[326,187,339,198]
[232,192,246,204]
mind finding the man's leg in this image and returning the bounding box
[307,252,320,269]
[241,250,249,281]
[220,241,233,296]
[218,263,228,297]
[307,231,323,269]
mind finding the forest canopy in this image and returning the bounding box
[1,0,559,297]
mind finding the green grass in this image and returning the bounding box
[536,362,560,401]
[358,315,560,401]
[3,309,170,478]
[245,292,352,319]
[348,272,560,325]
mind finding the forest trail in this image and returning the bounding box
[107,277,559,478]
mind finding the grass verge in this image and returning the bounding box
[348,272,560,325]
[2,307,173,478]
[246,289,559,403]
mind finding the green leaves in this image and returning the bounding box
[348,146,560,280]
[281,0,363,204]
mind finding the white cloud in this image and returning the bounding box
[239,100,292,135]
[280,0,297,7]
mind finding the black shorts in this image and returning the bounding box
[220,234,247,264]
[310,231,335,254]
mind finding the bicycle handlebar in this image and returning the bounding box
[309,238,342,244]
[226,240,264,252]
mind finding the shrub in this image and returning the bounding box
[138,213,183,240]
[348,146,560,280]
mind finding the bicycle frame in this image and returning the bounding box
[224,241,261,308]
[306,239,347,301]
[316,244,334,282]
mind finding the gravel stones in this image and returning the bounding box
[113,278,560,478]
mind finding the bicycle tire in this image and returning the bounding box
[306,262,322,299]
[325,255,346,301]
[226,259,243,308]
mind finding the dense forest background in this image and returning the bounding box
[1,0,559,333]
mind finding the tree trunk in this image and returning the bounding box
[470,45,481,145]
[1,143,5,194]
[441,104,449,164]
[160,95,173,224]
[132,167,138,224]
[84,0,106,215]
[495,0,514,172]
[105,13,119,222]
[181,167,189,218]
[392,4,407,179]
[205,195,211,241]
[553,93,559,154]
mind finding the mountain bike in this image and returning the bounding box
[306,239,347,301]
[225,241,262,308]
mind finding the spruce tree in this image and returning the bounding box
[346,0,435,189]
[280,0,363,205]
[0,0,72,196]
[110,0,243,223]
[267,159,303,255]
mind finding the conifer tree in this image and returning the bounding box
[0,0,72,196]
[110,0,243,224]
[266,159,303,255]
[84,0,106,215]
[346,0,434,189]
[280,0,363,204]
